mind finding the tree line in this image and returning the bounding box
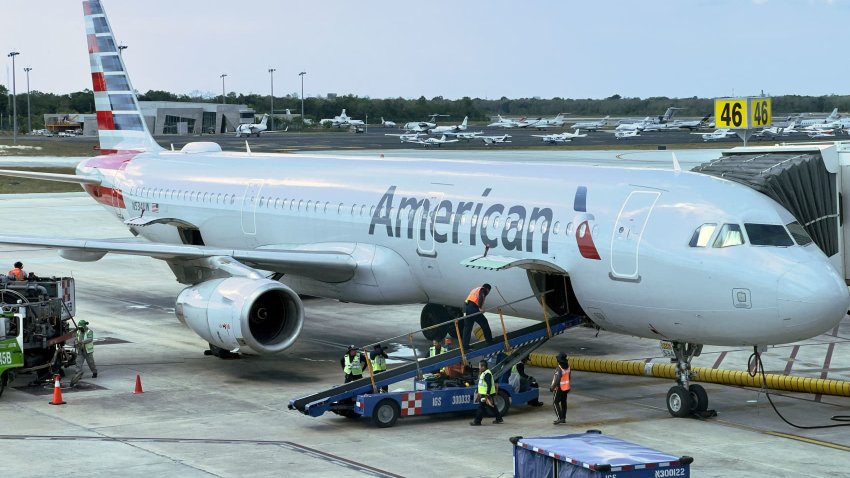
[2,84,850,131]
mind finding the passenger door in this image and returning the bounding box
[609,190,661,282]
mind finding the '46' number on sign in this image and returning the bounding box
[720,102,743,128]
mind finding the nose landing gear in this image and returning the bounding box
[665,342,712,418]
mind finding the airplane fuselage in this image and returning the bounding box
[77,151,849,347]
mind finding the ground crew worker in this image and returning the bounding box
[429,339,445,357]
[461,283,494,350]
[470,360,502,426]
[71,319,97,386]
[340,345,367,383]
[8,261,26,281]
[550,352,571,425]
[370,343,389,392]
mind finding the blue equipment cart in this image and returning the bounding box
[511,431,693,478]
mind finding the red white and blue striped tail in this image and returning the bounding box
[83,0,162,153]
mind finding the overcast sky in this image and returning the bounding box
[2,0,848,100]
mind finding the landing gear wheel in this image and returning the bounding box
[688,384,709,412]
[494,390,511,417]
[372,398,400,428]
[667,386,692,418]
[420,304,449,341]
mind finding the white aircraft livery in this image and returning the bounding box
[0,0,847,417]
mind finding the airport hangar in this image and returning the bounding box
[43,101,255,136]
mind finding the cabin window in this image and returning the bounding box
[361,205,367,217]
[471,215,478,227]
[689,223,716,247]
[540,221,548,234]
[306,200,313,212]
[338,203,344,214]
[298,200,304,211]
[713,223,745,248]
[745,223,793,247]
[553,221,560,235]
[786,221,813,246]
[370,206,376,217]
[351,204,358,216]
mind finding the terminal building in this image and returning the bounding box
[44,102,255,136]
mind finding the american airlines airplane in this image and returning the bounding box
[1,0,848,418]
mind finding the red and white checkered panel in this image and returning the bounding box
[83,0,160,153]
[400,392,423,417]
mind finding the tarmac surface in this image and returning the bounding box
[1,147,850,477]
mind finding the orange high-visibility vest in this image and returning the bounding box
[8,268,25,281]
[559,366,571,391]
[466,287,485,307]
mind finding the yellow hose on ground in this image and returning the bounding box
[527,353,850,397]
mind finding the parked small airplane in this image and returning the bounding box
[480,134,512,145]
[614,129,641,139]
[807,130,836,139]
[532,113,569,130]
[235,114,269,138]
[385,132,427,143]
[672,114,712,131]
[431,116,468,135]
[445,131,483,141]
[796,108,840,127]
[487,115,525,128]
[419,135,459,147]
[381,117,396,128]
[571,116,609,131]
[695,129,736,141]
[403,114,449,132]
[319,109,365,128]
[532,129,587,144]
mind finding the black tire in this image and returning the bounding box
[372,398,400,428]
[420,303,450,341]
[494,389,511,417]
[688,384,709,412]
[666,385,692,418]
[0,371,7,398]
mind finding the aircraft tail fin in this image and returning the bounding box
[828,107,839,120]
[83,0,162,154]
[260,114,269,126]
[461,116,468,127]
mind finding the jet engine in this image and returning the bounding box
[175,277,304,355]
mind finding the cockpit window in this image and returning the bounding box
[745,223,794,247]
[713,223,745,248]
[689,223,716,247]
[786,221,813,246]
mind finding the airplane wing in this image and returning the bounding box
[0,235,357,283]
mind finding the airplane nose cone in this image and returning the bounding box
[777,263,849,340]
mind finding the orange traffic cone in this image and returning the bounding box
[49,374,66,405]
[133,374,144,394]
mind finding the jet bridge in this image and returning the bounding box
[692,141,850,281]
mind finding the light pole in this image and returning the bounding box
[268,68,275,131]
[298,71,306,128]
[23,67,31,134]
[8,51,19,144]
[118,44,128,56]
[220,73,227,104]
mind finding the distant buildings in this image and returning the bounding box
[44,101,255,136]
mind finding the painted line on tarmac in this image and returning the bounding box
[764,431,850,453]
[0,435,403,478]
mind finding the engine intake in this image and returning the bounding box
[175,278,303,354]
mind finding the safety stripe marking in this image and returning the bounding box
[784,345,800,376]
[814,342,836,402]
[766,432,850,453]
[712,351,727,369]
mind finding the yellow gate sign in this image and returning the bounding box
[714,97,771,129]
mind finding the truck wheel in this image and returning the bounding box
[0,371,7,398]
[495,390,511,417]
[420,304,449,341]
[372,398,400,428]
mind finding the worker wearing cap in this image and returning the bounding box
[340,345,367,383]
[370,344,389,392]
[71,319,97,386]
[461,283,494,350]
[7,261,26,281]
[470,360,503,426]
[549,353,571,425]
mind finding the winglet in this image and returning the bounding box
[672,152,682,173]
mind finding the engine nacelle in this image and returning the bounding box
[175,277,304,355]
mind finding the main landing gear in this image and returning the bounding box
[665,342,711,418]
